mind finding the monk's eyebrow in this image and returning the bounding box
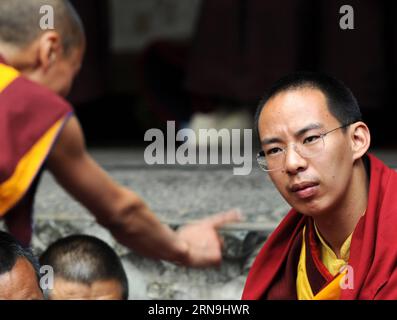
[261,137,282,146]
[261,123,324,146]
[294,123,324,137]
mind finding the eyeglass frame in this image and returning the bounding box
[257,122,355,172]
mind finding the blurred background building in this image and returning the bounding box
[20,0,397,299]
[68,0,397,148]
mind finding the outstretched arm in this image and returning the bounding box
[47,116,240,267]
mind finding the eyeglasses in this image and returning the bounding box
[257,123,353,172]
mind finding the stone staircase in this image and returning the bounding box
[16,148,397,299]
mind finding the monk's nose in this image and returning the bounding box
[284,144,308,175]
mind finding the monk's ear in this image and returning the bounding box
[348,121,371,161]
[37,31,63,71]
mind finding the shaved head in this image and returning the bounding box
[40,235,129,300]
[0,0,84,54]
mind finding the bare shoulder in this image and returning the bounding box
[49,115,86,161]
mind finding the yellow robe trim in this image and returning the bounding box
[297,225,352,300]
[313,272,346,300]
[314,223,352,276]
[0,118,65,217]
[0,63,20,91]
[0,62,67,217]
[297,226,314,300]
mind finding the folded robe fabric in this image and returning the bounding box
[0,56,72,246]
[242,154,397,300]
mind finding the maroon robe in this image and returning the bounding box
[243,154,397,300]
[0,55,72,246]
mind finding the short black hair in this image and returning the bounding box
[0,231,41,281]
[0,0,84,55]
[254,71,362,138]
[40,234,129,300]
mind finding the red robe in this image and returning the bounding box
[242,154,397,299]
[0,56,72,246]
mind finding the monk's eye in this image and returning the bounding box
[303,135,321,145]
[265,147,283,156]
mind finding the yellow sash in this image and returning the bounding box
[0,63,67,216]
[313,272,346,300]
